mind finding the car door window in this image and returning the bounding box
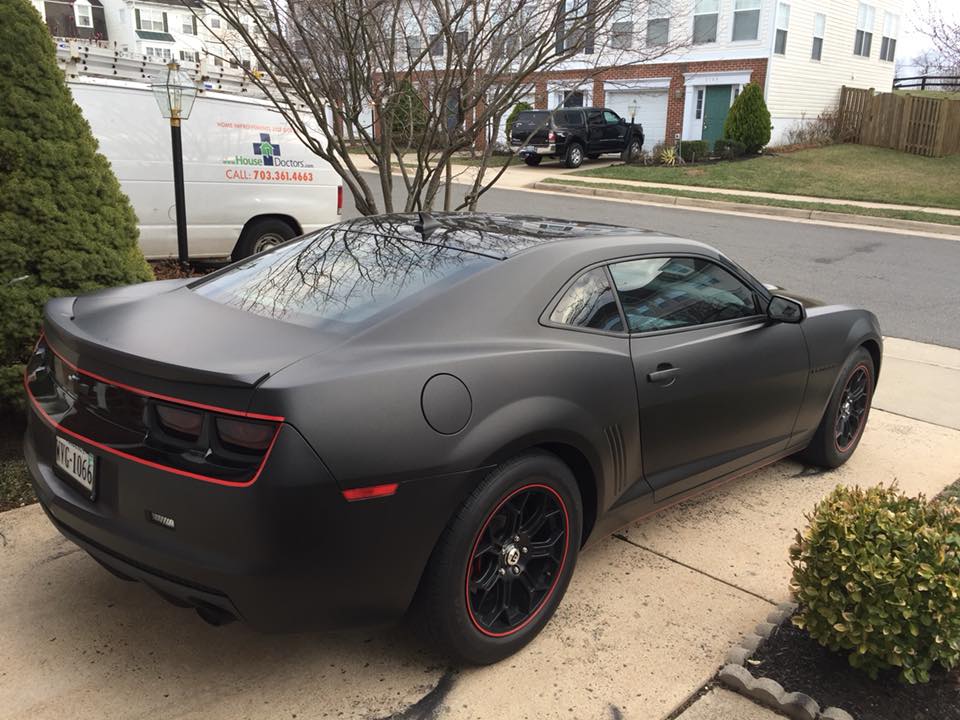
[587,111,604,127]
[603,110,621,124]
[549,267,624,332]
[608,257,758,333]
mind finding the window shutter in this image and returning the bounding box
[556,1,566,54]
[134,8,140,29]
[583,0,595,53]
[192,15,197,34]
[162,12,168,32]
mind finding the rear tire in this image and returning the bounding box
[523,155,543,167]
[797,347,875,469]
[233,217,297,260]
[415,452,582,665]
[563,142,584,169]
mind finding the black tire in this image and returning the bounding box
[523,155,543,167]
[797,347,875,469]
[563,142,584,169]
[415,452,582,665]
[621,139,642,162]
[233,217,298,260]
[586,153,601,160]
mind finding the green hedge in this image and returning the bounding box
[713,138,746,159]
[678,140,709,163]
[0,0,152,417]
[790,485,960,684]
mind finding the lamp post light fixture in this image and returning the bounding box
[151,62,198,265]
[628,100,638,124]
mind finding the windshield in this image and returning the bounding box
[191,225,496,331]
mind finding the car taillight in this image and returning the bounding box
[337,185,343,215]
[548,130,556,142]
[216,416,276,452]
[156,404,203,439]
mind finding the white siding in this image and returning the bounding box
[765,0,905,144]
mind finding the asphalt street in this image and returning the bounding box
[346,172,960,348]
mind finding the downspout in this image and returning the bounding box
[762,0,778,99]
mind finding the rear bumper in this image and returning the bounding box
[24,407,481,632]
[512,143,556,156]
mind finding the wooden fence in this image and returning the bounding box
[837,86,960,157]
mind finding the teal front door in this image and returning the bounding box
[701,85,732,147]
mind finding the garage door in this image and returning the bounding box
[605,90,669,149]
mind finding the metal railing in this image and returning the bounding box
[893,75,960,91]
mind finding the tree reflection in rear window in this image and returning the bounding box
[191,225,496,330]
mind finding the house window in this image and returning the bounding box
[452,30,468,53]
[137,8,166,32]
[429,33,444,56]
[145,46,172,61]
[210,16,221,29]
[562,0,589,52]
[406,34,422,56]
[179,50,199,62]
[182,15,197,35]
[854,3,874,57]
[811,13,825,60]
[75,1,93,28]
[610,1,633,50]
[695,89,704,119]
[732,0,761,42]
[645,0,669,46]
[693,0,718,44]
[880,12,898,62]
[774,3,789,54]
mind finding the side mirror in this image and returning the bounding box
[767,295,805,323]
[619,117,626,124]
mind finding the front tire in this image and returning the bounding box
[415,452,582,665]
[798,347,875,468]
[621,139,642,162]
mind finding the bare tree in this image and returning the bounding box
[192,0,689,214]
[915,2,960,74]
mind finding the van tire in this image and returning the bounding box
[234,218,298,260]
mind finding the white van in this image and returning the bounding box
[69,77,341,260]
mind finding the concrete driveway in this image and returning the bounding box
[2,339,959,720]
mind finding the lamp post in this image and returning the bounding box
[151,62,198,265]
[628,100,638,124]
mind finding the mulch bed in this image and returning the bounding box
[750,618,960,720]
[149,260,221,281]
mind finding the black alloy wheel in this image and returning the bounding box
[835,364,870,452]
[466,484,568,636]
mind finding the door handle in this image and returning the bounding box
[647,366,680,384]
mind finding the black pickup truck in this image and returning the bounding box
[510,107,644,168]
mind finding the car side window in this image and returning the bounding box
[603,110,621,124]
[555,110,581,126]
[608,257,759,333]
[549,268,624,332]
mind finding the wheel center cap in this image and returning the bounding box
[503,544,521,567]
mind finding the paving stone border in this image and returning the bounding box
[718,601,856,720]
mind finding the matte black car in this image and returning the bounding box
[510,108,644,168]
[24,213,881,664]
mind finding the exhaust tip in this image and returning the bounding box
[195,603,236,627]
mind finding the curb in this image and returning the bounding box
[530,181,960,238]
[718,602,855,720]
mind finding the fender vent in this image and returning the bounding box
[604,424,627,495]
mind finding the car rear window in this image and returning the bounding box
[513,111,550,127]
[191,227,496,330]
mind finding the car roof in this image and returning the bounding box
[334,212,671,260]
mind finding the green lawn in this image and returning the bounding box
[543,177,960,227]
[574,145,960,210]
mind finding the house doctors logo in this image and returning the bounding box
[224,133,312,168]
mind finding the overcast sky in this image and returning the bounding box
[899,0,957,61]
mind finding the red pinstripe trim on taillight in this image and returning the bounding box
[341,483,399,501]
[24,335,283,488]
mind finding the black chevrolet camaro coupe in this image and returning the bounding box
[24,213,881,664]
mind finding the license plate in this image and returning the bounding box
[55,436,97,498]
